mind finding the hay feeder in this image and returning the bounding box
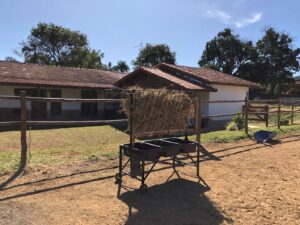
[115,89,202,193]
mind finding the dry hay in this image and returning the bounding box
[122,89,195,136]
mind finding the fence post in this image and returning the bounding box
[245,96,249,135]
[265,106,269,127]
[195,95,201,177]
[277,98,281,129]
[195,96,202,143]
[291,105,294,125]
[20,91,27,169]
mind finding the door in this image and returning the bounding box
[81,90,98,118]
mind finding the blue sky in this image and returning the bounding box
[0,0,299,73]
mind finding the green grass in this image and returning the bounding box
[1,123,300,174]
[0,126,129,174]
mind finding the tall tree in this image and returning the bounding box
[199,28,255,75]
[112,60,130,72]
[20,23,104,69]
[255,27,300,94]
[132,43,176,68]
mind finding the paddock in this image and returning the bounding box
[0,91,300,225]
[0,135,299,225]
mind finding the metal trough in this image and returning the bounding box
[122,142,161,161]
[163,138,198,153]
[145,139,180,157]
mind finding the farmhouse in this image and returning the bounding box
[115,63,259,127]
[0,61,125,121]
[0,61,258,128]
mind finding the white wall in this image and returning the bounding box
[208,85,249,120]
[0,85,104,111]
[199,92,209,115]
[61,88,81,111]
[0,85,31,109]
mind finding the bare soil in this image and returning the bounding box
[0,135,299,225]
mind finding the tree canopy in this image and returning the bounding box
[132,43,176,68]
[112,60,130,72]
[20,23,104,69]
[199,28,300,95]
[255,27,300,92]
[199,28,255,75]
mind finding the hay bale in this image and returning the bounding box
[122,89,195,136]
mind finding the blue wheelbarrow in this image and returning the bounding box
[254,130,277,143]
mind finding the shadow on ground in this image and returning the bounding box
[119,179,233,225]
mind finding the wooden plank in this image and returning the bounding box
[0,95,20,100]
[204,100,245,103]
[266,106,269,127]
[248,118,266,121]
[27,119,128,126]
[0,121,20,127]
[291,105,294,125]
[129,92,134,146]
[202,112,238,118]
[195,96,201,143]
[250,99,278,103]
[278,98,281,129]
[133,129,195,137]
[25,96,124,103]
[245,96,249,135]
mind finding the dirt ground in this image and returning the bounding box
[0,135,299,225]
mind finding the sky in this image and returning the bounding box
[0,0,300,73]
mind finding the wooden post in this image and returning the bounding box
[129,91,134,146]
[195,96,201,143]
[265,106,269,127]
[277,98,281,129]
[291,105,294,125]
[20,91,27,169]
[245,96,249,135]
[195,95,201,177]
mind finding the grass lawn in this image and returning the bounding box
[1,122,300,174]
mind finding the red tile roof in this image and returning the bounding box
[0,61,125,89]
[114,67,217,91]
[156,63,259,88]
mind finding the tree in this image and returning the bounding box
[132,43,176,68]
[199,28,256,75]
[5,56,19,62]
[112,60,130,72]
[20,23,104,69]
[255,27,300,95]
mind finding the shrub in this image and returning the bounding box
[280,118,289,126]
[231,113,245,130]
[226,121,239,131]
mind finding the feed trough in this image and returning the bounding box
[163,137,198,153]
[254,130,277,143]
[145,139,180,156]
[122,142,161,161]
[116,90,202,193]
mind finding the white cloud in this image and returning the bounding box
[235,12,262,28]
[205,9,231,24]
[205,8,262,28]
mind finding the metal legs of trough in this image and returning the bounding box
[115,143,201,193]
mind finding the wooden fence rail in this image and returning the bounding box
[1,92,300,174]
